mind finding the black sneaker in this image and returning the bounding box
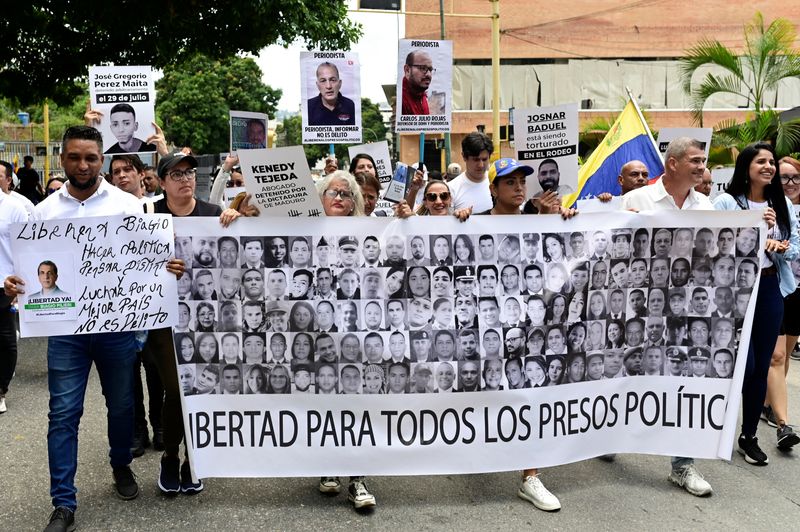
[44,507,75,532]
[158,454,181,495]
[777,425,800,450]
[761,406,778,428]
[113,466,140,500]
[738,434,769,465]
[131,434,146,458]
[152,429,165,451]
[180,460,204,495]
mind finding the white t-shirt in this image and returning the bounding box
[448,172,493,212]
[9,191,35,215]
[32,178,143,221]
[0,193,29,279]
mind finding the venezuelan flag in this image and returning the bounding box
[563,100,663,207]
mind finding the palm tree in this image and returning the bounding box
[680,12,800,126]
[712,109,800,161]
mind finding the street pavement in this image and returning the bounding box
[2,337,800,531]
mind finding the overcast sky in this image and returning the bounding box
[256,4,405,114]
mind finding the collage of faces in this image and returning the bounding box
[172,225,757,395]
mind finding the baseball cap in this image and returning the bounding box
[488,157,534,185]
[157,151,198,178]
[446,163,462,179]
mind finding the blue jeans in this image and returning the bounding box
[47,332,136,511]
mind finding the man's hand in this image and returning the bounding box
[597,192,614,203]
[3,275,25,297]
[219,208,242,227]
[394,200,414,219]
[145,123,169,156]
[84,100,103,127]
[766,238,789,253]
[166,258,186,280]
[536,190,562,214]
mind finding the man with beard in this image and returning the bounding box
[218,237,239,268]
[292,365,314,394]
[670,257,691,287]
[536,158,572,195]
[3,126,160,530]
[380,235,406,267]
[504,327,526,358]
[193,237,218,268]
[402,50,435,115]
[408,235,428,266]
[313,268,335,300]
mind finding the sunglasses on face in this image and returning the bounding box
[425,191,450,202]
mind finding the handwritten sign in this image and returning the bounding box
[12,214,178,337]
[237,146,325,217]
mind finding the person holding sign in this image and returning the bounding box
[307,62,356,126]
[714,143,800,461]
[2,126,185,532]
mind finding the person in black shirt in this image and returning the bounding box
[307,62,356,126]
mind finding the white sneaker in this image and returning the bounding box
[318,476,341,494]
[0,396,6,414]
[348,478,377,509]
[518,475,561,511]
[668,464,712,496]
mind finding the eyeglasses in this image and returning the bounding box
[781,174,800,185]
[412,64,436,74]
[324,189,354,200]
[226,181,245,188]
[167,168,197,181]
[425,192,450,202]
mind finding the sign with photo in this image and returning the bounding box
[513,103,579,197]
[88,65,157,155]
[301,51,362,144]
[172,210,763,477]
[395,39,452,133]
[230,111,269,151]
[348,141,395,215]
[12,214,178,337]
[237,146,325,217]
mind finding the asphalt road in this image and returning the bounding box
[2,337,799,531]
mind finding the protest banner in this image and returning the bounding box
[513,103,579,197]
[237,146,325,217]
[230,111,269,151]
[88,65,156,155]
[657,128,713,159]
[12,214,178,337]
[396,39,452,133]
[711,167,734,200]
[576,196,623,212]
[301,51,362,144]
[348,141,395,215]
[172,210,764,477]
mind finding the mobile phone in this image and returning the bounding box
[383,163,409,204]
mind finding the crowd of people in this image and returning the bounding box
[1,123,799,531]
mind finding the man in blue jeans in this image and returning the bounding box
[4,126,166,532]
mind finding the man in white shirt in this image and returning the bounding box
[0,160,35,215]
[620,137,713,497]
[448,131,494,212]
[3,126,182,531]
[0,187,27,415]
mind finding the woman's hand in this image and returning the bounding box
[145,123,169,156]
[394,200,414,219]
[166,258,186,279]
[766,238,789,253]
[219,208,242,227]
[763,207,776,229]
[454,206,472,222]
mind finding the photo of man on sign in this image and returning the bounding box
[307,62,356,126]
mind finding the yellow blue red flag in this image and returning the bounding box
[563,100,663,206]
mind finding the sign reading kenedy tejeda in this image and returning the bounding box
[88,65,157,156]
[172,210,762,477]
[237,146,325,217]
[11,214,178,337]
[513,103,579,197]
[396,39,453,133]
[301,51,362,144]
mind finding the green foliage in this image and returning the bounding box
[711,110,800,160]
[155,54,281,154]
[277,98,388,168]
[680,12,800,125]
[0,85,89,140]
[1,1,362,106]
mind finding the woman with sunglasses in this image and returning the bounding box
[316,171,365,217]
[394,180,472,220]
[46,176,66,195]
[763,156,800,450]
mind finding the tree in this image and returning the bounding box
[276,98,388,168]
[680,12,800,126]
[1,1,361,106]
[710,110,800,164]
[155,54,281,154]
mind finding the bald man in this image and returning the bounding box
[694,168,713,196]
[597,160,650,202]
[402,50,434,115]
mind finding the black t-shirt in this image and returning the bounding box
[152,197,222,217]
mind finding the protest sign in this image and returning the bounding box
[237,146,325,217]
[711,167,734,200]
[657,128,713,159]
[173,210,763,477]
[348,141,395,215]
[396,39,452,133]
[301,51,362,144]
[230,111,269,151]
[88,65,156,155]
[513,103,579,196]
[12,214,178,337]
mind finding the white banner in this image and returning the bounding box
[513,103,580,196]
[301,51,362,144]
[173,211,763,477]
[396,39,452,133]
[12,214,178,337]
[237,146,325,217]
[88,65,157,155]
